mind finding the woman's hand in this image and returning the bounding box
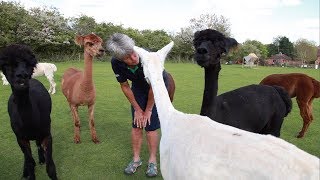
[143,110,152,127]
[134,110,144,128]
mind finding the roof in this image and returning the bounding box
[243,53,258,62]
[269,53,292,61]
[248,53,258,58]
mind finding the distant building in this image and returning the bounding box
[315,46,320,69]
[265,52,292,66]
[243,53,258,68]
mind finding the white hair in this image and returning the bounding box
[106,33,135,60]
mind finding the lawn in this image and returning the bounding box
[0,61,319,179]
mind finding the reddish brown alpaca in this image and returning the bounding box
[260,73,320,138]
[62,33,105,143]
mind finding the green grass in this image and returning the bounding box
[0,62,319,179]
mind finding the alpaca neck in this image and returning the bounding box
[149,71,175,130]
[11,87,32,119]
[200,63,221,117]
[81,52,94,90]
[11,85,29,103]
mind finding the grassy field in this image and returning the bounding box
[0,61,319,179]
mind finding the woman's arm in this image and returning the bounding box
[144,86,155,126]
[120,81,144,128]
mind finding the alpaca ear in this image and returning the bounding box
[224,38,238,53]
[133,46,148,60]
[75,35,84,46]
[157,41,174,63]
[133,46,148,56]
[194,31,200,39]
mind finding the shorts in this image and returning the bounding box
[131,71,169,131]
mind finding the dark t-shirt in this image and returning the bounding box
[111,57,150,94]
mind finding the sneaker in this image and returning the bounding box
[146,162,158,177]
[124,160,142,175]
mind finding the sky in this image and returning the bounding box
[5,0,320,45]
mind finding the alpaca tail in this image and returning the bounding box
[312,79,320,98]
[272,85,292,117]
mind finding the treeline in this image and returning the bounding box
[0,1,318,63]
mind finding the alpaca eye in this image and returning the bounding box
[87,42,94,47]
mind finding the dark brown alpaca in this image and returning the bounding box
[260,73,320,138]
[62,33,105,143]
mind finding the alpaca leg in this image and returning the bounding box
[261,116,283,137]
[298,99,315,138]
[36,140,45,164]
[49,80,56,94]
[70,105,81,143]
[297,100,311,138]
[46,75,56,94]
[88,104,99,143]
[308,99,314,121]
[42,135,58,180]
[48,84,52,94]
[17,139,36,179]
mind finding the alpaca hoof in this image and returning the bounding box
[296,133,304,138]
[92,138,100,144]
[74,139,81,144]
[22,175,35,180]
[39,160,45,165]
[51,175,58,180]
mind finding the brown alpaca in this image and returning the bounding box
[62,33,105,143]
[260,73,320,138]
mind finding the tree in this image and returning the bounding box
[189,14,231,37]
[94,22,125,42]
[71,15,97,35]
[172,14,232,61]
[271,36,294,58]
[249,40,268,60]
[0,1,30,46]
[267,43,278,57]
[171,27,194,61]
[294,39,318,64]
[25,7,74,58]
[141,30,171,52]
[239,43,260,59]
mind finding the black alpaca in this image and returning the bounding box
[0,44,57,180]
[193,29,292,137]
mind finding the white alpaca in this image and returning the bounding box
[1,63,57,94]
[134,42,319,180]
[1,72,9,85]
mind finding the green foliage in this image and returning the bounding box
[267,43,278,57]
[71,15,97,35]
[0,2,317,64]
[0,1,29,46]
[170,27,194,62]
[28,7,74,56]
[140,30,172,51]
[244,40,268,59]
[94,22,124,42]
[226,40,268,63]
[0,62,319,179]
[189,13,231,37]
[272,36,295,58]
[294,38,318,63]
